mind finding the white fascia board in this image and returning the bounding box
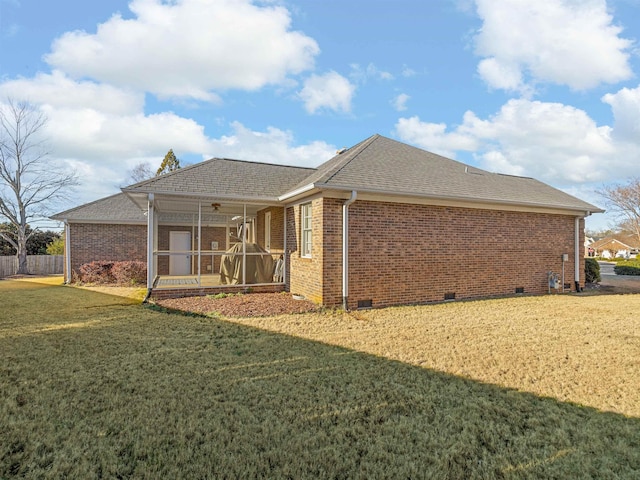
[277,183,317,202]
[317,184,600,217]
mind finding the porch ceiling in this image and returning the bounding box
[124,191,278,216]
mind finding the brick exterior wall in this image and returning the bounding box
[70,199,586,308]
[256,207,285,252]
[287,201,323,303]
[286,198,585,308]
[68,223,147,278]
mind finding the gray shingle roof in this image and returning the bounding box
[123,157,316,200]
[51,193,146,223]
[53,134,602,222]
[287,134,602,213]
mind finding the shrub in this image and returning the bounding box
[78,261,115,284]
[584,258,601,283]
[77,260,147,285]
[111,261,147,285]
[613,260,640,276]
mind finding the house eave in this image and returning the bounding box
[122,188,282,205]
[314,184,603,216]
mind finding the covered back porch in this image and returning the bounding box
[132,193,288,297]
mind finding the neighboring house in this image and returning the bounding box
[52,134,603,308]
[590,234,640,259]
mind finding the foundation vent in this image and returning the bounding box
[357,299,373,309]
[515,287,524,294]
[444,292,456,301]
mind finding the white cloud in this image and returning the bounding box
[42,107,212,161]
[350,63,394,82]
[391,93,410,112]
[44,0,319,100]
[394,115,479,158]
[602,85,640,142]
[473,0,633,91]
[0,71,143,115]
[298,71,356,114]
[401,65,416,78]
[205,121,336,167]
[476,58,525,93]
[395,98,619,184]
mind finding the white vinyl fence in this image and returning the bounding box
[0,255,64,277]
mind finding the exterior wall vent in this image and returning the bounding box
[357,299,373,309]
[444,292,456,301]
[515,287,524,294]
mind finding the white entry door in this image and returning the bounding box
[169,231,191,275]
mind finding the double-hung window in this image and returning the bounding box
[301,203,312,257]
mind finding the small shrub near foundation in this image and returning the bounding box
[77,260,146,285]
[613,260,640,276]
[111,261,147,285]
[78,261,115,284]
[584,258,601,283]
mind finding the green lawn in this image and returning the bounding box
[1,278,639,479]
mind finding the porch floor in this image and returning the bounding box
[154,275,222,289]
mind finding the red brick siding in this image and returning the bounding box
[327,200,584,309]
[68,223,147,278]
[287,200,325,303]
[256,207,285,251]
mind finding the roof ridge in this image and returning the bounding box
[316,134,381,184]
[123,156,317,191]
[218,157,317,171]
[124,156,221,189]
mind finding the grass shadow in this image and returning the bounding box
[1,281,639,478]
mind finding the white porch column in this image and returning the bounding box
[197,201,202,286]
[283,206,287,285]
[574,216,581,292]
[146,193,155,289]
[242,203,247,285]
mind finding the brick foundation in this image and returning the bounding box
[150,283,284,300]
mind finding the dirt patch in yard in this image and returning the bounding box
[157,292,319,317]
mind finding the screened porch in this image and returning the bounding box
[142,195,286,291]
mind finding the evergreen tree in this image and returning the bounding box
[156,149,181,175]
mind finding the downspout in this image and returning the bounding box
[574,216,581,292]
[63,220,71,284]
[144,194,155,303]
[342,191,357,310]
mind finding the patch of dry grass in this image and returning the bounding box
[232,295,640,418]
[1,279,639,478]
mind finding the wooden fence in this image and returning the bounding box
[0,255,64,277]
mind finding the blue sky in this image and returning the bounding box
[1,0,640,231]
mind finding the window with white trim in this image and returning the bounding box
[301,203,312,257]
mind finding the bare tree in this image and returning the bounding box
[126,161,154,184]
[597,178,640,243]
[0,99,77,274]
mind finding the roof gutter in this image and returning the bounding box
[342,190,357,311]
[278,183,316,202]
[315,184,604,215]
